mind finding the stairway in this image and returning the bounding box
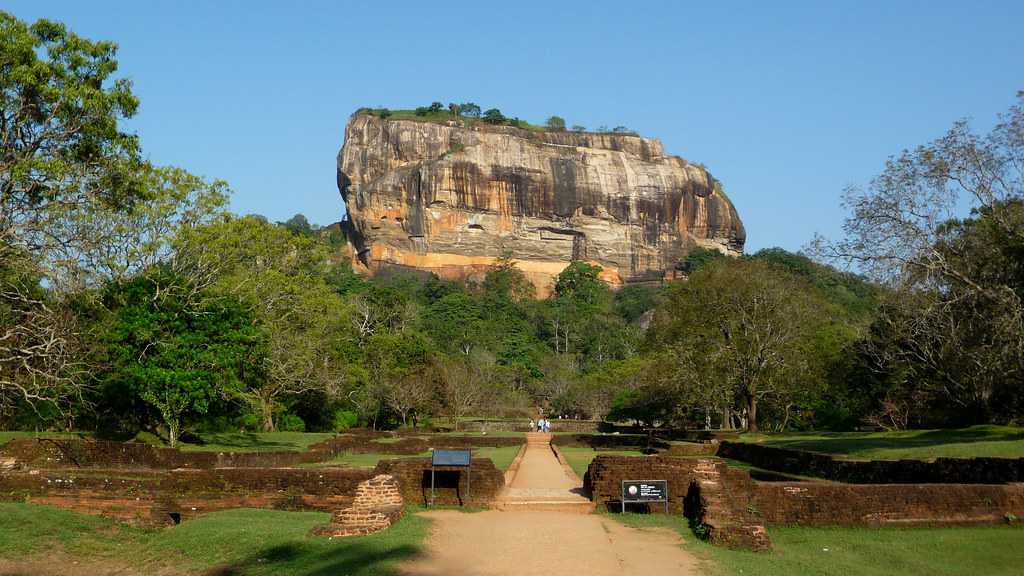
[495,433,595,514]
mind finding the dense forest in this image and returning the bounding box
[2,12,1021,445]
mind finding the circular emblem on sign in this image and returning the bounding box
[628,485,638,496]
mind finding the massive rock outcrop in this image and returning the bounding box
[337,113,745,294]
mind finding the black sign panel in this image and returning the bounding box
[622,480,668,502]
[432,449,471,467]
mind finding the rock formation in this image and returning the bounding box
[337,113,745,294]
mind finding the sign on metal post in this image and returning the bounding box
[621,479,669,513]
[430,449,472,507]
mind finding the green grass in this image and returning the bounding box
[308,446,522,471]
[177,431,336,452]
[0,502,430,575]
[736,425,1024,460]
[0,430,89,447]
[556,445,646,478]
[471,445,522,471]
[309,451,433,468]
[610,512,1024,576]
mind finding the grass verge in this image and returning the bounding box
[556,445,646,478]
[736,425,1024,460]
[0,502,430,575]
[609,512,1024,576]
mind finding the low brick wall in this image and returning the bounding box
[718,442,1024,484]
[1,435,525,470]
[457,420,602,433]
[585,455,700,513]
[373,457,504,507]
[0,466,376,525]
[552,434,669,451]
[0,438,338,470]
[751,482,1024,527]
[585,455,771,550]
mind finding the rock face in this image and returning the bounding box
[337,113,745,294]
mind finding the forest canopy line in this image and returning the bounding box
[1,12,1021,445]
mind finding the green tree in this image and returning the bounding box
[460,102,481,118]
[177,216,351,431]
[482,108,505,124]
[545,116,566,130]
[1,12,145,413]
[650,259,830,432]
[101,269,264,446]
[821,93,1024,424]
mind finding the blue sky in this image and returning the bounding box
[7,1,1023,252]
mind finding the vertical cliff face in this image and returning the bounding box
[337,113,745,294]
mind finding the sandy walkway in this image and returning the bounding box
[400,434,700,576]
[401,510,699,576]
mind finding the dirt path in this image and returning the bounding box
[400,434,701,576]
[400,510,700,576]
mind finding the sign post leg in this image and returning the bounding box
[431,466,435,507]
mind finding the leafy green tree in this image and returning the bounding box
[681,246,726,274]
[571,125,586,132]
[545,116,566,130]
[482,108,506,124]
[613,284,662,324]
[821,93,1024,424]
[101,269,264,446]
[176,216,351,431]
[1,12,145,414]
[460,102,481,118]
[650,258,830,432]
[281,213,314,236]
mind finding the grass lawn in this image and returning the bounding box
[556,445,646,478]
[308,446,522,471]
[0,502,429,575]
[0,430,89,446]
[176,431,336,452]
[610,512,1024,576]
[736,425,1024,460]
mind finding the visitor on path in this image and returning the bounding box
[529,419,535,432]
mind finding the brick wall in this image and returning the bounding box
[718,442,1024,484]
[585,455,702,513]
[0,466,377,526]
[314,474,404,537]
[1,435,525,470]
[751,482,1024,527]
[585,455,771,550]
[373,457,504,507]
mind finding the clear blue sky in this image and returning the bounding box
[8,1,1023,252]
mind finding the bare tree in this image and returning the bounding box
[815,93,1024,420]
[437,350,498,431]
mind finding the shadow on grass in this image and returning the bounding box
[761,427,1024,458]
[204,541,420,576]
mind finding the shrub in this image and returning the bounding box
[278,414,306,432]
[333,409,359,431]
[545,116,566,130]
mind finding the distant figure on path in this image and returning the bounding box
[529,419,535,432]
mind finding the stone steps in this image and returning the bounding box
[0,457,16,472]
[493,499,596,514]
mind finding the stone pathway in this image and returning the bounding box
[495,432,593,513]
[400,432,701,575]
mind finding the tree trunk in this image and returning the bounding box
[260,397,275,432]
[168,418,180,449]
[722,406,732,430]
[747,395,759,433]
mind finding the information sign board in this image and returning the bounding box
[621,479,669,513]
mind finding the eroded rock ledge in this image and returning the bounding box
[337,113,745,294]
